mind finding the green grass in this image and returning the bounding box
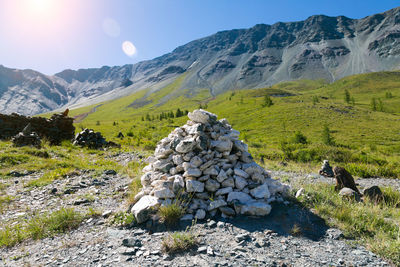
[162,230,198,254]
[0,208,85,247]
[61,71,400,178]
[158,202,186,226]
[297,184,400,265]
[0,141,125,187]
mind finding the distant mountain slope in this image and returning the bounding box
[1,6,400,115]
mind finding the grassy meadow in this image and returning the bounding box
[69,71,400,178]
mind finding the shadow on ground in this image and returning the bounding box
[145,200,329,241]
[226,201,328,241]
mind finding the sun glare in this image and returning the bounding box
[122,41,137,57]
[29,0,53,13]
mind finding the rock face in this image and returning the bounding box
[131,109,290,223]
[0,111,75,145]
[1,7,400,115]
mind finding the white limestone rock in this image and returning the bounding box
[131,195,160,224]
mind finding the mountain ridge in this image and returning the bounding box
[1,6,400,115]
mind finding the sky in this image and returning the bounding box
[0,0,399,75]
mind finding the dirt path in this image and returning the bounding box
[73,104,103,123]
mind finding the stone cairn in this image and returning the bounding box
[131,109,290,224]
[319,160,334,177]
[11,123,41,148]
[73,128,120,149]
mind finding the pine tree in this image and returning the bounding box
[344,89,351,104]
[371,98,377,111]
[322,125,334,145]
[262,94,273,107]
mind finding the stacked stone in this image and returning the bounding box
[11,123,41,148]
[73,129,109,149]
[131,109,289,224]
[0,110,74,145]
[319,160,334,177]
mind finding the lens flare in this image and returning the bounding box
[122,41,137,57]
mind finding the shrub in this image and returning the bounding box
[290,131,308,144]
[321,125,334,146]
[262,94,273,107]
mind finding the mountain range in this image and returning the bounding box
[1,6,399,115]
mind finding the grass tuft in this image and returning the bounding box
[162,230,198,254]
[159,202,186,226]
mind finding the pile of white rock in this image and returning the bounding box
[131,110,289,224]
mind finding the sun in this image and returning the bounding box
[27,0,54,13]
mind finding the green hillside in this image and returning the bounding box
[70,71,400,178]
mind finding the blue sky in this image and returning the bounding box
[0,0,398,75]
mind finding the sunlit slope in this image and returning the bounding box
[70,71,400,177]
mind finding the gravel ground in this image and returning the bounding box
[1,157,399,267]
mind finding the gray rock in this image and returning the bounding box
[216,169,228,182]
[211,138,233,153]
[186,180,205,193]
[219,206,235,216]
[203,166,219,176]
[250,183,270,199]
[173,175,185,192]
[122,238,142,248]
[183,168,202,178]
[153,188,175,199]
[222,177,235,188]
[208,199,227,210]
[215,187,233,196]
[175,137,196,153]
[237,201,272,216]
[339,187,361,201]
[190,156,203,167]
[234,168,250,178]
[188,109,217,124]
[234,175,248,190]
[227,192,252,203]
[205,179,220,192]
[195,209,206,220]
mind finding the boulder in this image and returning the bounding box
[131,196,160,224]
[339,187,361,202]
[363,186,383,203]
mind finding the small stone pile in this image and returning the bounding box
[11,123,41,148]
[73,128,120,149]
[319,160,334,177]
[131,109,290,224]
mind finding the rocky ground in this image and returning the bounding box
[0,153,398,267]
